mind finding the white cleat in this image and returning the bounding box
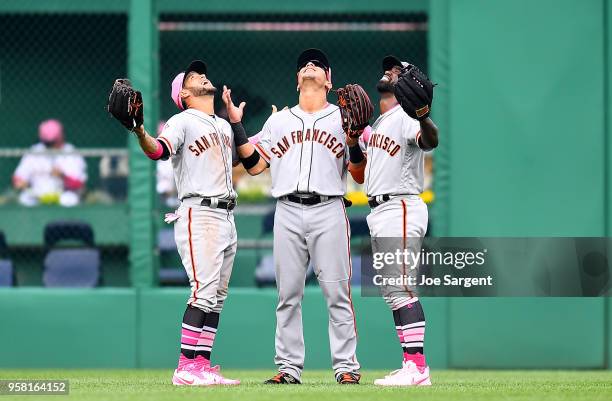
[374,361,432,386]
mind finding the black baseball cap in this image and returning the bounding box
[382,55,403,72]
[182,60,208,84]
[172,60,209,110]
[297,48,330,71]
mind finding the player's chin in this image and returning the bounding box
[301,72,323,81]
[299,75,326,89]
[376,79,394,94]
[195,86,216,96]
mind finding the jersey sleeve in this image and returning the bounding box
[358,125,371,151]
[157,116,185,157]
[403,115,428,151]
[253,117,273,164]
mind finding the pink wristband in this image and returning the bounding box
[145,140,164,160]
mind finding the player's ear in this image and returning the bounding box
[178,90,190,109]
[325,80,332,91]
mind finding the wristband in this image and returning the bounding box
[348,143,365,164]
[230,122,249,147]
[241,150,261,170]
[145,139,164,160]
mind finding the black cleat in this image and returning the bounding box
[336,372,361,384]
[264,372,301,384]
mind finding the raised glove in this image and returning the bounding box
[394,64,434,120]
[336,84,374,138]
[107,79,144,130]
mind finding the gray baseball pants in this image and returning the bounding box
[273,197,360,380]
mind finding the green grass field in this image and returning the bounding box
[0,370,610,401]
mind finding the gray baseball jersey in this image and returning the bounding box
[363,104,428,197]
[254,104,348,198]
[158,109,237,201]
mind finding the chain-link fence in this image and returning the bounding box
[0,7,429,288]
[159,12,427,140]
[155,11,430,287]
[0,12,130,287]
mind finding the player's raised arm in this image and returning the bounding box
[417,118,439,150]
[106,79,171,160]
[132,125,171,160]
[222,85,268,175]
[393,66,439,150]
[336,84,373,184]
[346,131,368,184]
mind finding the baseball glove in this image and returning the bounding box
[336,84,374,138]
[107,79,144,131]
[394,64,434,121]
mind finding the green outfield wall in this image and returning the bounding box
[427,0,612,370]
[430,0,609,238]
[0,289,607,370]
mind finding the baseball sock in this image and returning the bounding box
[393,299,426,369]
[178,305,207,369]
[194,312,220,361]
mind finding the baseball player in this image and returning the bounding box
[347,56,439,386]
[222,49,369,384]
[107,60,243,386]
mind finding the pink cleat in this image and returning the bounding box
[374,361,431,386]
[172,364,212,386]
[205,365,240,385]
[193,356,240,386]
[172,364,240,386]
[172,356,240,386]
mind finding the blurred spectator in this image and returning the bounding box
[98,152,129,202]
[12,119,87,207]
[420,152,434,204]
[155,121,179,208]
[157,159,178,208]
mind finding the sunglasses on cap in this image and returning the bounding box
[298,59,329,72]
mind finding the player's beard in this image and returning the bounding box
[376,78,395,94]
[191,86,217,97]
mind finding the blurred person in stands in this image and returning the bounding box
[98,151,129,202]
[155,120,180,208]
[12,119,87,207]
